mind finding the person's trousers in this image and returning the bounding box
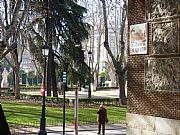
[98,122,105,135]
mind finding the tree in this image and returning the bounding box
[100,0,127,105]
[0,0,43,99]
[44,0,90,97]
[27,70,35,85]
[99,72,106,86]
[0,0,90,98]
[79,0,128,104]
[79,1,104,89]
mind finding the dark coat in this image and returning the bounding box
[97,107,107,123]
[0,104,11,135]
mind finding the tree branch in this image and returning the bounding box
[0,42,17,59]
[100,0,117,68]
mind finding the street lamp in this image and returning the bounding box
[39,43,49,135]
[88,51,92,98]
[53,50,66,135]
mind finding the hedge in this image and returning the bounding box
[0,92,120,107]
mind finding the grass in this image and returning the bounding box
[0,100,127,127]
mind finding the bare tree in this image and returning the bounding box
[0,0,32,99]
[0,0,44,99]
[79,0,128,104]
[80,1,105,89]
[100,0,127,105]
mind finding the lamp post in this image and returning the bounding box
[53,50,66,135]
[38,44,49,135]
[88,51,92,98]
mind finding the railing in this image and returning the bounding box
[9,117,125,127]
[9,117,126,134]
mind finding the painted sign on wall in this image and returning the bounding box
[130,23,148,55]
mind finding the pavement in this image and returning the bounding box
[14,124,126,135]
[21,89,119,99]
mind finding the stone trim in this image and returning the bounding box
[126,113,180,135]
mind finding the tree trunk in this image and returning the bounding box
[45,0,51,96]
[117,71,126,105]
[14,66,20,99]
[47,49,52,96]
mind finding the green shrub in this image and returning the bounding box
[96,87,118,90]
[1,92,118,107]
[1,92,15,96]
[72,98,118,106]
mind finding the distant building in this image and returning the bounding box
[20,48,35,73]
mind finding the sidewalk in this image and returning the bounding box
[15,124,126,135]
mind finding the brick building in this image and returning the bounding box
[127,0,180,134]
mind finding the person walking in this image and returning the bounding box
[97,104,108,135]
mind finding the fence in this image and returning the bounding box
[9,117,126,134]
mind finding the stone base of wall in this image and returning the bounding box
[126,113,180,135]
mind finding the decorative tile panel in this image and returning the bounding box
[145,58,180,91]
[146,0,180,20]
[151,20,179,55]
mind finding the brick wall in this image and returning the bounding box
[127,0,180,120]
